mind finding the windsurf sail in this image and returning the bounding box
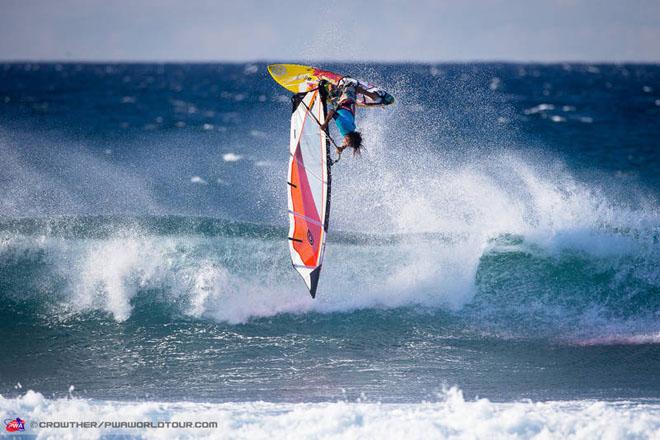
[287,88,331,298]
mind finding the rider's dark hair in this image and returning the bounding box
[347,131,363,156]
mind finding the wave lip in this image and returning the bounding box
[1,387,658,440]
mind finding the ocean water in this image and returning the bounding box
[0,62,659,438]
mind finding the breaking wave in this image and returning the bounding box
[0,184,657,342]
[1,386,658,440]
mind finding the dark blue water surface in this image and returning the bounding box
[0,63,658,403]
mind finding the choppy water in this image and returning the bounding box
[0,62,658,438]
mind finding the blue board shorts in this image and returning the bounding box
[333,108,356,137]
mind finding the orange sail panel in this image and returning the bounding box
[287,89,331,298]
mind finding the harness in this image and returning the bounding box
[337,100,355,113]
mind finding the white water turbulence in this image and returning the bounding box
[0,146,657,332]
[0,224,317,324]
[323,100,659,315]
[1,387,658,440]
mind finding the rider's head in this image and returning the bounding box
[343,131,363,156]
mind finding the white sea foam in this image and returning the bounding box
[24,232,306,324]
[524,103,555,115]
[0,387,658,440]
[222,153,242,162]
[190,176,208,184]
[73,236,149,321]
[249,129,267,138]
[243,64,258,75]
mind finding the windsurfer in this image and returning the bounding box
[319,77,378,157]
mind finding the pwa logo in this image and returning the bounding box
[4,418,26,432]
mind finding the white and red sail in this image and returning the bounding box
[287,89,331,298]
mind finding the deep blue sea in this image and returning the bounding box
[0,62,659,438]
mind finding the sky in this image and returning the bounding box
[1,0,659,62]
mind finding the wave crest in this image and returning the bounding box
[1,386,658,439]
[0,209,657,341]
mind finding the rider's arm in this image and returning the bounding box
[321,108,336,130]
